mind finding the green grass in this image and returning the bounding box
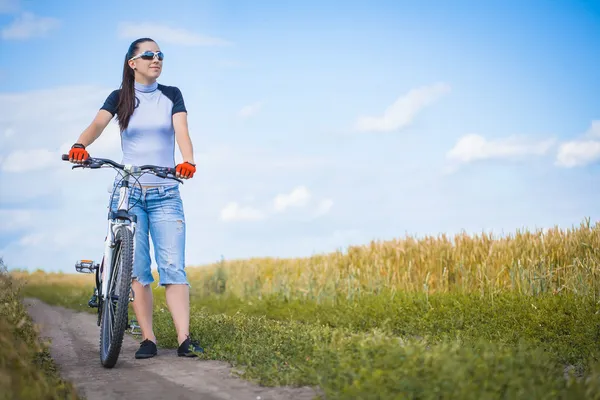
[16,275,600,399]
[192,290,600,372]
[0,259,82,400]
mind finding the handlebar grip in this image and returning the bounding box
[62,154,69,161]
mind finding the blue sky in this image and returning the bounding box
[1,0,599,273]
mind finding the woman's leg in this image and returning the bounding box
[146,185,193,345]
[129,200,155,346]
[165,283,190,345]
[131,279,156,343]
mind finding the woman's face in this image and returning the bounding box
[128,41,163,81]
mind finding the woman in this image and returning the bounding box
[68,37,203,359]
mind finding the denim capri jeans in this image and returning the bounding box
[108,183,189,287]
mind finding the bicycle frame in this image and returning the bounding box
[99,165,139,306]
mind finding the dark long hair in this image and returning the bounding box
[116,37,155,132]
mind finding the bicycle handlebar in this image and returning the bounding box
[61,154,183,184]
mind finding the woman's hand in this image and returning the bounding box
[176,161,196,179]
[69,143,89,163]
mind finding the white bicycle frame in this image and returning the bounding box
[99,165,138,303]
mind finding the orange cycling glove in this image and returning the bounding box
[176,161,196,179]
[69,143,89,162]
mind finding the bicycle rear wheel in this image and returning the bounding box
[99,224,133,368]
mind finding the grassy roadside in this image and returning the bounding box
[0,258,82,400]
[19,277,600,370]
[183,300,600,399]
[195,291,600,372]
[17,275,600,399]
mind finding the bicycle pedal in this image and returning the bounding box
[129,319,141,335]
[75,259,98,274]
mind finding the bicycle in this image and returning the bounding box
[61,154,183,368]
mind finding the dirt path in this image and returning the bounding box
[24,297,321,400]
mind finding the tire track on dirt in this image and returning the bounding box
[24,297,321,400]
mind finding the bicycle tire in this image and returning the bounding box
[99,224,133,368]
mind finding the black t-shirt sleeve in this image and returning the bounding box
[100,90,120,116]
[159,84,187,115]
[172,87,187,115]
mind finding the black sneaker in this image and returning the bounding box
[135,339,157,359]
[177,335,203,357]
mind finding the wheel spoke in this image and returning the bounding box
[108,244,121,347]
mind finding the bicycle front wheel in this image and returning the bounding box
[99,224,134,368]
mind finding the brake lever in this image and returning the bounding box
[167,173,184,184]
[71,161,103,170]
[155,169,183,184]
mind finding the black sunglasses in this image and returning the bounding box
[130,51,164,61]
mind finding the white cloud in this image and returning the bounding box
[220,186,333,223]
[0,85,121,155]
[117,22,231,46]
[238,101,263,118]
[444,133,555,173]
[355,82,451,132]
[0,85,114,126]
[220,202,265,222]
[18,233,44,247]
[447,134,555,163]
[0,84,122,185]
[0,210,33,231]
[17,228,88,251]
[556,141,600,168]
[1,12,60,40]
[1,148,56,172]
[274,186,311,212]
[555,120,600,168]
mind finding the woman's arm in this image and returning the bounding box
[68,109,113,163]
[75,110,114,147]
[173,112,195,164]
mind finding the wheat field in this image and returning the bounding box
[186,218,600,301]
